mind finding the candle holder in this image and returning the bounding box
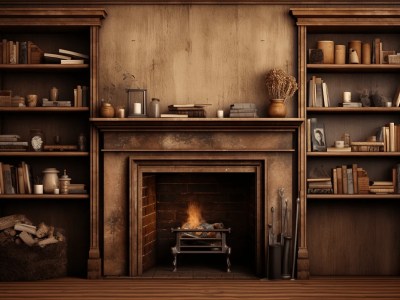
[127,88,147,117]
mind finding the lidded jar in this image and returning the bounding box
[42,168,59,194]
[59,169,71,194]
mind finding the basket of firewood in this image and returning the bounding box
[0,214,67,281]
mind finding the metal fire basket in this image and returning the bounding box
[171,228,231,272]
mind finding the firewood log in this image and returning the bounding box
[0,214,30,231]
[36,222,50,238]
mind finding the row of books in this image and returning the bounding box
[308,76,331,108]
[0,161,33,194]
[373,38,400,65]
[377,123,400,152]
[0,39,43,64]
[308,164,400,195]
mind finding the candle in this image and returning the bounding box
[343,91,351,103]
[217,110,224,118]
[54,188,60,195]
[134,103,142,115]
[117,108,125,118]
[34,184,43,194]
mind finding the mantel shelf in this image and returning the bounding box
[308,194,400,200]
[90,117,304,131]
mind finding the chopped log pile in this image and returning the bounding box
[0,214,65,247]
[0,214,67,281]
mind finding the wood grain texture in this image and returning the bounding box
[98,5,297,118]
[0,277,400,299]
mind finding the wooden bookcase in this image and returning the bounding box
[291,8,400,277]
[0,9,106,277]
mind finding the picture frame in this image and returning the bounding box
[312,126,327,152]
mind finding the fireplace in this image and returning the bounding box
[93,119,300,278]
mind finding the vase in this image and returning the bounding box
[267,99,287,117]
[100,102,115,118]
[42,168,60,194]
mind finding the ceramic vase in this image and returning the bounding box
[267,99,287,117]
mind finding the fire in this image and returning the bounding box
[183,202,204,229]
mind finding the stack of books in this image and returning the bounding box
[167,104,206,117]
[369,181,395,194]
[229,103,258,118]
[307,177,333,194]
[43,48,88,64]
[0,135,28,152]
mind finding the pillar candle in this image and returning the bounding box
[134,103,142,115]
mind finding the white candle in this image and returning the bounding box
[34,184,43,194]
[217,110,224,118]
[133,103,142,115]
[54,188,60,195]
[343,91,351,103]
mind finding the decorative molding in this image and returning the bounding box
[0,0,400,6]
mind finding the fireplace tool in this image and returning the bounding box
[281,197,292,279]
[268,206,282,279]
[291,195,300,280]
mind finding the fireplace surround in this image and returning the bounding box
[91,118,301,278]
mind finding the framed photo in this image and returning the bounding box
[312,126,327,152]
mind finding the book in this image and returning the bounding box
[3,163,15,194]
[230,103,256,109]
[352,164,358,194]
[160,114,189,118]
[342,165,348,194]
[336,166,343,194]
[393,86,400,107]
[29,43,44,64]
[326,147,352,152]
[332,168,338,194]
[314,77,323,107]
[59,48,89,59]
[0,162,3,194]
[347,167,354,194]
[60,59,84,64]
[43,52,71,63]
[19,41,28,64]
[229,112,258,118]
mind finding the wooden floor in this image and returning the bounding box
[1,277,400,299]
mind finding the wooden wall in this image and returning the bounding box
[98,5,297,117]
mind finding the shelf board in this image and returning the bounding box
[308,194,400,200]
[307,107,400,113]
[0,64,89,71]
[0,151,89,157]
[0,194,89,200]
[307,64,400,72]
[307,151,400,157]
[0,107,89,112]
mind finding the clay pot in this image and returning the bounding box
[267,99,287,118]
[100,102,115,118]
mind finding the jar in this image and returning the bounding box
[267,99,287,118]
[29,129,45,152]
[100,101,115,118]
[149,98,160,118]
[59,169,71,194]
[50,87,59,101]
[42,168,60,194]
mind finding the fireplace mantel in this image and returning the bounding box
[89,117,305,278]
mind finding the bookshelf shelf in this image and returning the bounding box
[307,107,400,113]
[0,151,89,157]
[307,64,400,73]
[0,64,89,71]
[307,151,400,157]
[0,194,89,200]
[0,107,89,112]
[307,194,400,200]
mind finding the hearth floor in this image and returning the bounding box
[141,263,258,279]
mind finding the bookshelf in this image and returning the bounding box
[291,8,400,277]
[0,9,106,277]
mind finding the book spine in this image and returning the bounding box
[342,165,348,194]
[397,164,400,194]
[347,167,354,194]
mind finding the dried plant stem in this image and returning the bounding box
[265,69,298,102]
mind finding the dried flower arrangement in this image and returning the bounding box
[265,68,298,102]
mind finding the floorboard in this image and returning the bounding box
[0,277,400,299]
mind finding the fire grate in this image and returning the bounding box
[171,228,231,272]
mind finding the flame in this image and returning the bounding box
[183,202,204,229]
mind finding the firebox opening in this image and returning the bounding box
[141,172,259,278]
